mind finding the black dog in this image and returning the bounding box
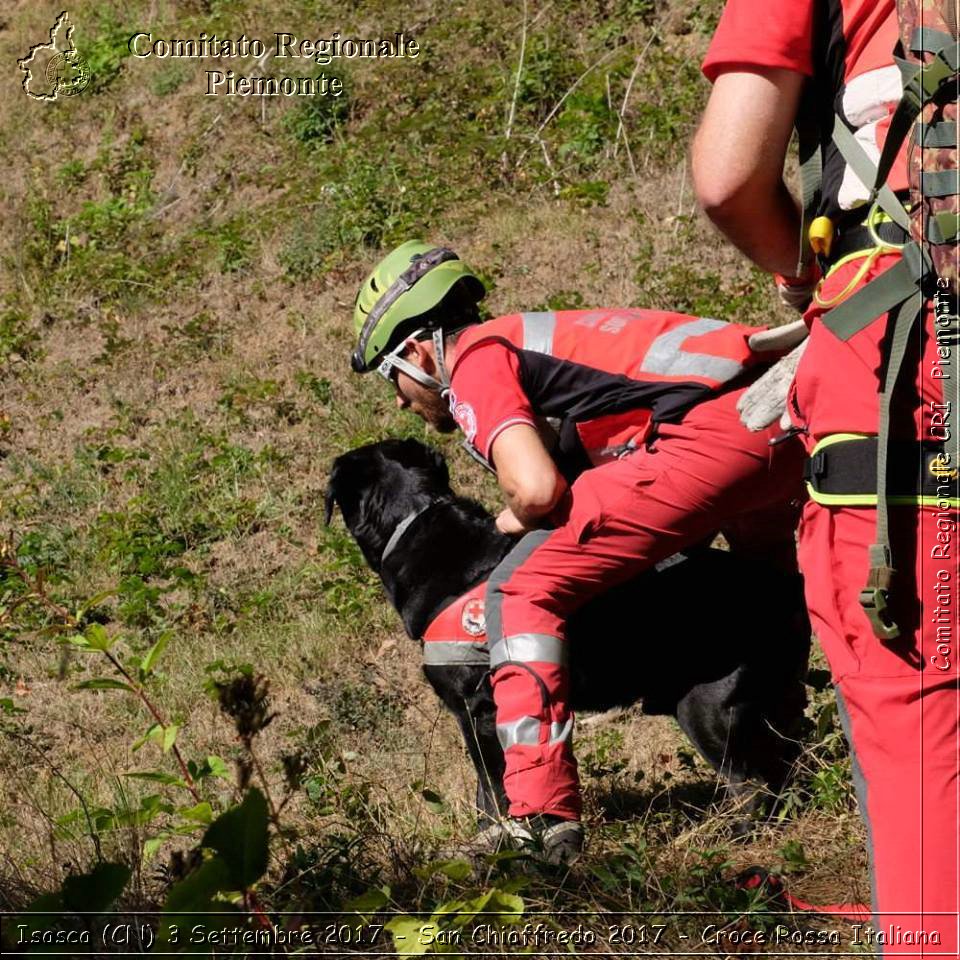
[325,438,810,830]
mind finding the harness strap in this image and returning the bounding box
[928,210,960,244]
[795,80,823,276]
[831,120,912,232]
[819,242,929,342]
[916,119,957,148]
[804,435,960,505]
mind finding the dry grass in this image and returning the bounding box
[0,0,868,951]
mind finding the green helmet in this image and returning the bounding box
[351,241,485,375]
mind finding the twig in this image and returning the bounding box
[673,163,687,235]
[246,741,282,826]
[4,727,104,863]
[537,136,562,196]
[0,548,201,803]
[516,46,622,166]
[614,32,656,159]
[620,125,639,180]
[503,0,528,143]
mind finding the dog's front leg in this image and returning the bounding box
[423,664,507,825]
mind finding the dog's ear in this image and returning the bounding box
[429,446,449,488]
[323,484,336,525]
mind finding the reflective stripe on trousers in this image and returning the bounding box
[497,715,573,749]
[485,529,580,820]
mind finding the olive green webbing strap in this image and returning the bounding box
[861,289,925,640]
[821,121,933,638]
[872,27,960,192]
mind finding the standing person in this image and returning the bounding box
[350,240,806,862]
[692,1,959,953]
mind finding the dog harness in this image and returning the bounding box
[421,581,490,667]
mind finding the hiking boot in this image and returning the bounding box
[504,814,584,865]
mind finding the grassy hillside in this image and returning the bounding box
[1,0,869,953]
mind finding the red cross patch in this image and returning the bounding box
[461,597,486,637]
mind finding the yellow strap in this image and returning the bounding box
[805,486,960,508]
[813,246,896,308]
[810,432,873,454]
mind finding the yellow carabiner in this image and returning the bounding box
[808,216,834,258]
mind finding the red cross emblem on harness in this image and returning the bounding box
[461,597,486,637]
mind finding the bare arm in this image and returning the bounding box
[692,68,807,276]
[489,423,567,530]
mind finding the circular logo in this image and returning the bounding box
[45,51,90,97]
[452,400,477,443]
[461,598,486,637]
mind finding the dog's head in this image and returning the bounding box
[325,439,451,567]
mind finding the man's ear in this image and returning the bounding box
[407,338,435,376]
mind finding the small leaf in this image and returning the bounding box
[142,836,164,860]
[61,862,131,912]
[414,859,472,883]
[816,700,838,740]
[140,632,170,678]
[123,771,189,788]
[179,802,214,824]
[84,623,115,652]
[162,724,179,753]
[205,755,230,779]
[203,788,269,889]
[132,723,162,752]
[342,885,390,919]
[385,916,432,956]
[484,889,524,921]
[78,589,118,615]
[73,678,134,692]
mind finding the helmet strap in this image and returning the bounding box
[378,328,453,398]
[383,354,445,392]
[432,328,452,400]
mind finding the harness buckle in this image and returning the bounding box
[859,586,900,641]
[802,449,827,481]
[860,547,900,641]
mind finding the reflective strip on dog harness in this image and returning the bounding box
[421,582,489,665]
[489,633,566,668]
[497,715,573,749]
[638,317,744,382]
[422,640,489,666]
[521,312,557,355]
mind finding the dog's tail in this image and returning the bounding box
[323,485,336,525]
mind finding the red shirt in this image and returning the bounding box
[704,0,939,443]
[703,0,908,205]
[447,309,767,474]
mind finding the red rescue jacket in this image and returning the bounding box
[448,309,770,477]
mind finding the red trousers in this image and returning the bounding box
[484,386,805,820]
[799,502,960,956]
